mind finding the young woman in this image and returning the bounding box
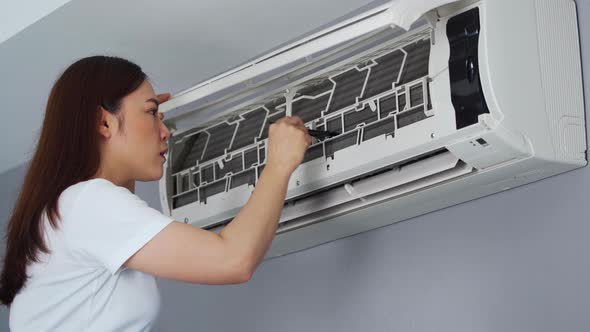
[0,56,311,331]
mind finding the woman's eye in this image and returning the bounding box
[150,108,158,116]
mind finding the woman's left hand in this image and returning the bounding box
[157,93,171,105]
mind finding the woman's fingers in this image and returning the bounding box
[157,93,172,104]
[266,116,312,175]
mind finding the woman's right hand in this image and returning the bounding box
[266,116,312,177]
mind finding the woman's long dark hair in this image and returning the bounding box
[0,56,147,305]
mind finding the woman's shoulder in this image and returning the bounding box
[67,178,123,191]
[62,178,128,199]
[56,178,144,242]
[59,178,131,215]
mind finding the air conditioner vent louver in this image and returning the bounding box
[205,149,474,234]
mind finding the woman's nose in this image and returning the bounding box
[160,122,170,142]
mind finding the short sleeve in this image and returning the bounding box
[64,178,174,274]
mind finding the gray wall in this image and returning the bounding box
[0,165,27,325]
[2,1,590,331]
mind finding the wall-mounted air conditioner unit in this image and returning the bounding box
[159,0,586,258]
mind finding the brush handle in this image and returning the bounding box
[268,121,338,139]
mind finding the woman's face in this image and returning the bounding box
[103,80,170,183]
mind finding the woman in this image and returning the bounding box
[0,56,311,331]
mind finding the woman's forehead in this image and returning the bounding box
[125,81,157,105]
[135,80,156,98]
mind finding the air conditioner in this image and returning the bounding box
[159,0,586,258]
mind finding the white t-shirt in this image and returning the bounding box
[9,178,175,332]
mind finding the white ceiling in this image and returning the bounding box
[0,0,378,174]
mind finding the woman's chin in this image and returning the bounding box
[137,167,164,182]
[151,169,164,181]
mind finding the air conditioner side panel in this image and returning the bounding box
[477,0,586,164]
[533,0,586,162]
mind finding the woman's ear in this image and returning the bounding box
[98,106,113,139]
